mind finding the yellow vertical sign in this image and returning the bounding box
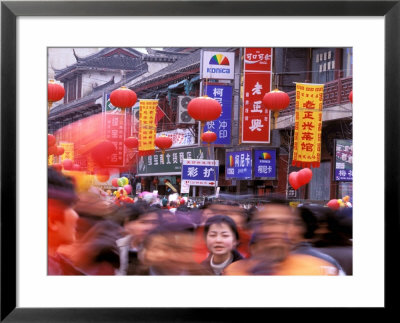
[138,100,157,156]
[60,142,74,162]
[292,83,324,168]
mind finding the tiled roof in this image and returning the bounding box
[131,47,236,90]
[54,48,145,80]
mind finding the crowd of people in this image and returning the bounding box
[48,166,353,276]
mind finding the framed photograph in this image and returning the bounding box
[1,0,398,321]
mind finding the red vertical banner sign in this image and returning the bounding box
[292,83,324,168]
[242,48,273,143]
[105,111,126,167]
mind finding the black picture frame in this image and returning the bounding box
[1,1,398,321]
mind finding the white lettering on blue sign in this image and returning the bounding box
[187,167,198,177]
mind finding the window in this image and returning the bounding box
[342,48,353,78]
[311,48,336,84]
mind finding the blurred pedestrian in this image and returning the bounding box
[290,205,346,275]
[48,167,83,275]
[139,221,207,275]
[224,197,339,275]
[116,203,162,275]
[314,207,353,275]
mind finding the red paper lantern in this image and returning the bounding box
[91,140,116,166]
[349,90,353,103]
[187,96,222,122]
[48,134,56,147]
[124,137,138,149]
[262,89,290,112]
[48,80,65,103]
[48,145,57,156]
[55,146,64,156]
[297,168,313,186]
[62,159,73,171]
[110,86,137,109]
[201,131,217,144]
[155,135,173,154]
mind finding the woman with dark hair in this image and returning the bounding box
[201,215,243,275]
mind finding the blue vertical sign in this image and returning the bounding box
[225,150,252,179]
[203,84,232,145]
[254,149,277,179]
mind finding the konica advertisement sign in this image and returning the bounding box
[201,51,235,80]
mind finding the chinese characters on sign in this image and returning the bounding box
[137,147,207,176]
[335,139,353,181]
[254,149,276,179]
[181,159,219,187]
[156,128,196,148]
[292,83,324,168]
[203,84,232,145]
[138,100,158,156]
[225,150,252,179]
[105,113,125,167]
[242,48,272,143]
[60,142,74,162]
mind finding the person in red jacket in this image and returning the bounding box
[48,167,83,275]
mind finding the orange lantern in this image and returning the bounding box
[155,134,172,156]
[110,86,137,109]
[124,137,139,149]
[349,90,353,103]
[96,169,110,182]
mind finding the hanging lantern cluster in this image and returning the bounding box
[48,134,65,157]
[110,86,137,109]
[155,134,173,156]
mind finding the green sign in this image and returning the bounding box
[137,146,207,176]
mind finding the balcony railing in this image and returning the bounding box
[280,76,353,116]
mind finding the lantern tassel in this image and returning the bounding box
[48,101,53,116]
[274,111,279,129]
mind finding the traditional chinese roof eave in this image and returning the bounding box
[132,64,200,93]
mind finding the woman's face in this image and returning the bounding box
[206,223,237,257]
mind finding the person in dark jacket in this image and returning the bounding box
[290,205,347,275]
[201,215,243,275]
